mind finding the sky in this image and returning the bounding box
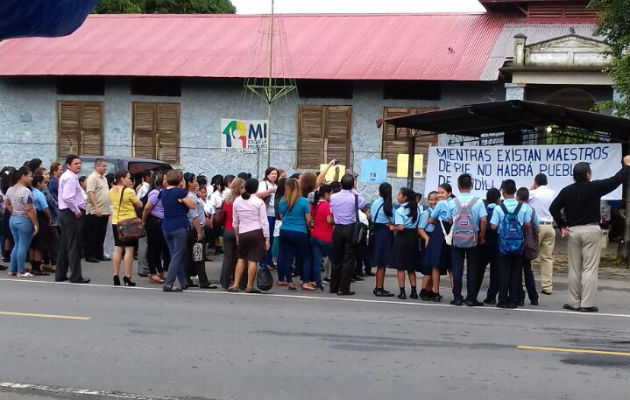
[231,0,486,14]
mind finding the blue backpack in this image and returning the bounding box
[498,202,524,255]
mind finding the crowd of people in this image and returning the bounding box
[1,154,628,312]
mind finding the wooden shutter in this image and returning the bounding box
[132,102,180,163]
[156,103,180,165]
[297,105,351,169]
[297,106,325,169]
[80,102,104,155]
[382,107,437,173]
[57,101,103,159]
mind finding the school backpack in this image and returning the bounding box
[451,196,479,248]
[523,207,540,261]
[498,203,524,255]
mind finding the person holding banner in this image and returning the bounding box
[550,156,630,313]
[448,174,487,307]
[426,183,455,302]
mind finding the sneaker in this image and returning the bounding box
[17,272,34,278]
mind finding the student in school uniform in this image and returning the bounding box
[516,187,540,306]
[479,188,501,305]
[426,183,454,302]
[448,174,487,307]
[490,179,532,309]
[389,187,421,299]
[417,191,437,300]
[370,182,395,297]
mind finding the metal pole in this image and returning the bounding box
[407,135,416,189]
[266,0,274,169]
[624,138,630,264]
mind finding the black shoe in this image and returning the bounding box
[163,286,183,292]
[517,301,525,307]
[433,293,443,302]
[507,303,517,309]
[187,281,199,288]
[31,269,49,276]
[337,291,355,296]
[580,306,599,313]
[138,273,149,277]
[483,298,496,305]
[85,258,100,263]
[497,303,508,309]
[123,276,136,287]
[246,288,261,294]
[99,257,112,262]
[323,277,330,283]
[380,289,394,297]
[113,275,121,286]
[352,276,364,282]
[450,299,463,306]
[55,277,69,282]
[0,265,7,271]
[410,289,419,300]
[397,292,406,300]
[466,299,483,307]
[199,284,218,289]
[541,290,552,295]
[71,278,91,284]
[530,298,539,306]
[563,304,580,312]
[364,271,376,276]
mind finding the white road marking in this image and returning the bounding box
[0,382,180,399]
[0,277,628,319]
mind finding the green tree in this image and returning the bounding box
[589,0,630,117]
[94,0,236,14]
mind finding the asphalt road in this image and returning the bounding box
[0,259,628,400]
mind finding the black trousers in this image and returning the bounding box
[519,259,539,303]
[330,224,356,294]
[84,214,109,260]
[185,230,209,287]
[477,237,499,301]
[497,253,523,306]
[451,246,479,302]
[145,215,170,275]
[56,209,85,282]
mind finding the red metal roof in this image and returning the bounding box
[0,13,508,81]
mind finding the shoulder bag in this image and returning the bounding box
[116,187,146,242]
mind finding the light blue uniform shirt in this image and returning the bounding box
[431,199,452,221]
[448,192,488,231]
[32,188,48,212]
[417,207,430,231]
[490,198,532,234]
[394,203,419,229]
[370,197,394,224]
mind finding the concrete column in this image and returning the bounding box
[505,83,526,101]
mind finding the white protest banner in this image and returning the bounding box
[425,143,623,200]
[220,119,268,150]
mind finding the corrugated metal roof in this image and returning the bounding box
[480,22,599,80]
[0,13,507,81]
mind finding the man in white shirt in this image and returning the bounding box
[529,173,557,295]
[136,169,152,200]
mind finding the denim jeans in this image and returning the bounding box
[9,216,33,274]
[162,227,188,288]
[310,236,331,287]
[278,229,311,284]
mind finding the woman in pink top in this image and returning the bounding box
[310,184,333,290]
[229,178,270,293]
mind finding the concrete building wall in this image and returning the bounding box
[0,77,503,200]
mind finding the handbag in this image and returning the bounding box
[352,195,367,245]
[256,264,273,291]
[439,219,452,246]
[116,187,146,242]
[192,241,204,262]
[212,206,226,227]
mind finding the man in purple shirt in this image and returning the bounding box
[55,154,90,283]
[329,174,367,296]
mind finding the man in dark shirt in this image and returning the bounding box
[549,156,630,312]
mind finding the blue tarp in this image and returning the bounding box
[0,0,100,40]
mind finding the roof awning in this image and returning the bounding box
[377,100,630,142]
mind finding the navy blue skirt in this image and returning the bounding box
[422,222,451,275]
[389,228,420,271]
[369,223,393,267]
